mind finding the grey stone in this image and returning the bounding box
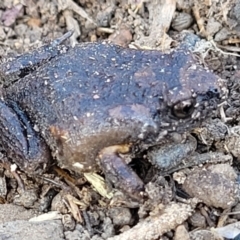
[0,220,64,240]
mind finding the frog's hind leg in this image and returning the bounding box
[0,99,51,173]
[99,144,144,200]
[0,31,73,86]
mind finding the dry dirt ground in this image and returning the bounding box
[1,0,240,239]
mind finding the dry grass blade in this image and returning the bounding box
[135,0,176,48]
[57,0,96,24]
[29,211,62,222]
[84,172,113,199]
[65,194,83,223]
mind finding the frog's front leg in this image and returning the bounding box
[0,99,51,173]
[99,144,145,200]
[147,134,197,173]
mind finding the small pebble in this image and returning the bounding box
[182,167,238,209]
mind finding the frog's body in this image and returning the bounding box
[0,33,226,198]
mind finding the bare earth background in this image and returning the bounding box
[1,0,240,239]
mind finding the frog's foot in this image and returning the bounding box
[99,144,144,200]
[0,157,25,190]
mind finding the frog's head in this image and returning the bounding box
[156,51,227,133]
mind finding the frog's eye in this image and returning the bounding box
[172,99,195,119]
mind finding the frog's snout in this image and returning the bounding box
[205,79,228,102]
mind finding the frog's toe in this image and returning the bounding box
[99,144,144,200]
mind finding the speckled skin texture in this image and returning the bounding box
[0,37,226,197]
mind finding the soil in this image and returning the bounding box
[1,0,240,239]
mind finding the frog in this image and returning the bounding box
[0,31,226,199]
